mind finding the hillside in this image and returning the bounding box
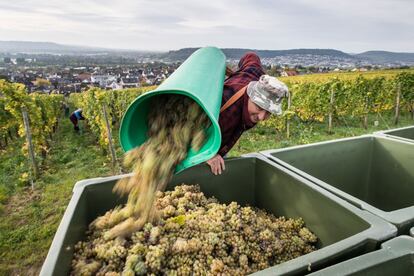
[0,41,108,54]
[355,51,414,64]
[163,48,354,61]
[1,41,413,65]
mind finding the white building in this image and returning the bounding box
[91,74,117,87]
[106,81,123,90]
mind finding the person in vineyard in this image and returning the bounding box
[69,108,85,132]
[207,52,289,175]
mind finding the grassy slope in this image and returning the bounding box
[0,113,412,275]
[230,113,414,157]
[0,119,113,275]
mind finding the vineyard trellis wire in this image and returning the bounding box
[262,72,414,136]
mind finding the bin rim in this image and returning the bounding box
[73,174,134,193]
[374,125,414,135]
[374,125,414,144]
[261,134,411,156]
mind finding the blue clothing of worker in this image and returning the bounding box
[74,109,83,120]
[70,108,85,132]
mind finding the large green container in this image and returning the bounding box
[40,154,396,275]
[309,236,414,275]
[119,46,226,173]
[261,135,414,234]
[375,125,414,144]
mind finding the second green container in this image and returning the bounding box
[261,135,414,234]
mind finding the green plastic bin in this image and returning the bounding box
[309,236,414,275]
[119,46,226,173]
[375,125,414,144]
[261,135,414,234]
[40,154,396,275]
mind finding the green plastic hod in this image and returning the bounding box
[119,47,226,173]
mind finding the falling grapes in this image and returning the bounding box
[91,94,210,240]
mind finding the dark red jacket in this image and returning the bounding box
[218,52,265,156]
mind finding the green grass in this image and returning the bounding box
[0,137,26,199]
[0,118,114,275]
[0,112,412,275]
[228,113,414,156]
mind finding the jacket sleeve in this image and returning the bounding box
[218,128,243,157]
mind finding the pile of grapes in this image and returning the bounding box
[71,185,318,275]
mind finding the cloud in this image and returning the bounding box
[1,0,413,52]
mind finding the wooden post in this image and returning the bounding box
[22,108,39,181]
[102,104,119,173]
[394,83,401,125]
[363,97,369,130]
[286,92,291,139]
[328,89,335,134]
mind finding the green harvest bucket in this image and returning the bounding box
[309,236,414,276]
[119,47,226,173]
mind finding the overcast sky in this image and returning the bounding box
[1,0,413,53]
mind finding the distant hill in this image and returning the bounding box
[1,41,413,65]
[163,48,354,61]
[355,51,414,64]
[0,41,109,54]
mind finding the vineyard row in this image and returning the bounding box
[1,72,413,178]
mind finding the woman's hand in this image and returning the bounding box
[206,154,225,175]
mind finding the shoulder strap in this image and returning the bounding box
[220,86,247,113]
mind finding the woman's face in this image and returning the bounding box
[247,98,271,123]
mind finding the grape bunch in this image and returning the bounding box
[71,185,318,275]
